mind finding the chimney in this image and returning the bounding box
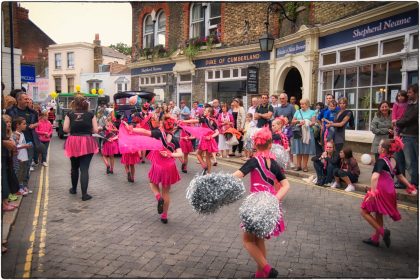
[16,6,29,20]
[93,33,101,46]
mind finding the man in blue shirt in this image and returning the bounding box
[179,100,191,120]
[274,92,296,122]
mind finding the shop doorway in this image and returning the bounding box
[284,67,302,103]
[207,80,246,105]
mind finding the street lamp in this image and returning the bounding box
[259,2,295,52]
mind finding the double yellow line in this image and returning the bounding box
[217,161,418,213]
[23,147,50,278]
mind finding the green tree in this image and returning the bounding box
[109,43,132,56]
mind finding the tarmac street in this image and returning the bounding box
[1,136,418,278]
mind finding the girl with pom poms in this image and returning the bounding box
[181,107,219,175]
[232,127,290,278]
[179,124,195,173]
[101,115,119,174]
[271,117,290,150]
[121,122,141,183]
[360,137,417,248]
[124,115,183,224]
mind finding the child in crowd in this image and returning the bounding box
[12,117,32,196]
[2,115,19,208]
[391,90,408,136]
[232,127,290,278]
[35,111,53,167]
[243,113,255,161]
[271,117,290,150]
[319,100,339,145]
[121,123,140,182]
[217,103,234,159]
[101,115,119,174]
[179,124,195,173]
[331,147,360,192]
[360,138,417,248]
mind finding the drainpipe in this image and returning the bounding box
[9,2,15,89]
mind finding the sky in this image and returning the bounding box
[20,2,132,46]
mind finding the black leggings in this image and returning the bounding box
[70,153,94,195]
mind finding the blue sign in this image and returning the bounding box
[194,51,270,68]
[131,63,175,75]
[276,41,306,58]
[21,64,35,82]
[320,9,418,49]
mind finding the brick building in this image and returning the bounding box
[129,2,418,151]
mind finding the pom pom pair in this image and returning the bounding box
[271,144,290,169]
[186,173,246,214]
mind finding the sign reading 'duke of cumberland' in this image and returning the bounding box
[247,67,259,94]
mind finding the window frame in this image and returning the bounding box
[54,53,62,69]
[67,77,74,93]
[189,2,221,39]
[54,77,62,93]
[143,10,166,49]
[67,52,74,69]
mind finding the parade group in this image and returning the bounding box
[1,83,419,278]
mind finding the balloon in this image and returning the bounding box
[98,88,104,95]
[91,89,97,94]
[50,91,58,99]
[129,95,138,105]
[75,85,81,92]
[361,154,372,165]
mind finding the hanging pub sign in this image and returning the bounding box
[247,66,259,94]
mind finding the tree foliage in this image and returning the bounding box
[109,43,132,56]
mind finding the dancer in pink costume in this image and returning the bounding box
[232,127,290,278]
[361,137,417,248]
[120,123,140,183]
[125,115,183,224]
[179,124,195,173]
[101,117,119,174]
[181,107,219,175]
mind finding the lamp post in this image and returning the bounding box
[259,2,295,52]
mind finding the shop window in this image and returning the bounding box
[241,68,247,77]
[55,53,61,69]
[358,65,371,87]
[372,63,386,85]
[140,78,145,85]
[232,69,238,77]
[322,53,336,65]
[340,48,355,63]
[223,69,230,78]
[388,60,402,84]
[162,75,167,83]
[412,33,418,50]
[322,71,332,90]
[345,67,357,88]
[382,37,404,55]
[333,69,344,89]
[215,70,220,79]
[345,89,357,109]
[190,3,221,39]
[151,77,156,84]
[208,71,213,79]
[359,44,378,59]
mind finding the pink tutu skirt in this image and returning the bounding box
[361,171,401,221]
[147,150,180,186]
[198,136,218,153]
[121,152,140,165]
[180,139,194,154]
[65,135,98,158]
[102,140,119,156]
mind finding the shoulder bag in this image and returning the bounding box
[292,110,304,139]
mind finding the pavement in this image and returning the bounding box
[1,137,418,278]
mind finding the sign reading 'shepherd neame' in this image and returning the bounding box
[319,9,418,49]
[131,63,175,75]
[194,51,270,68]
[276,41,306,58]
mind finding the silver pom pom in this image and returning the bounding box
[271,144,290,170]
[186,173,246,214]
[239,190,281,238]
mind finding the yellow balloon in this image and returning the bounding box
[50,91,58,99]
[98,88,104,95]
[91,89,97,94]
[75,85,81,92]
